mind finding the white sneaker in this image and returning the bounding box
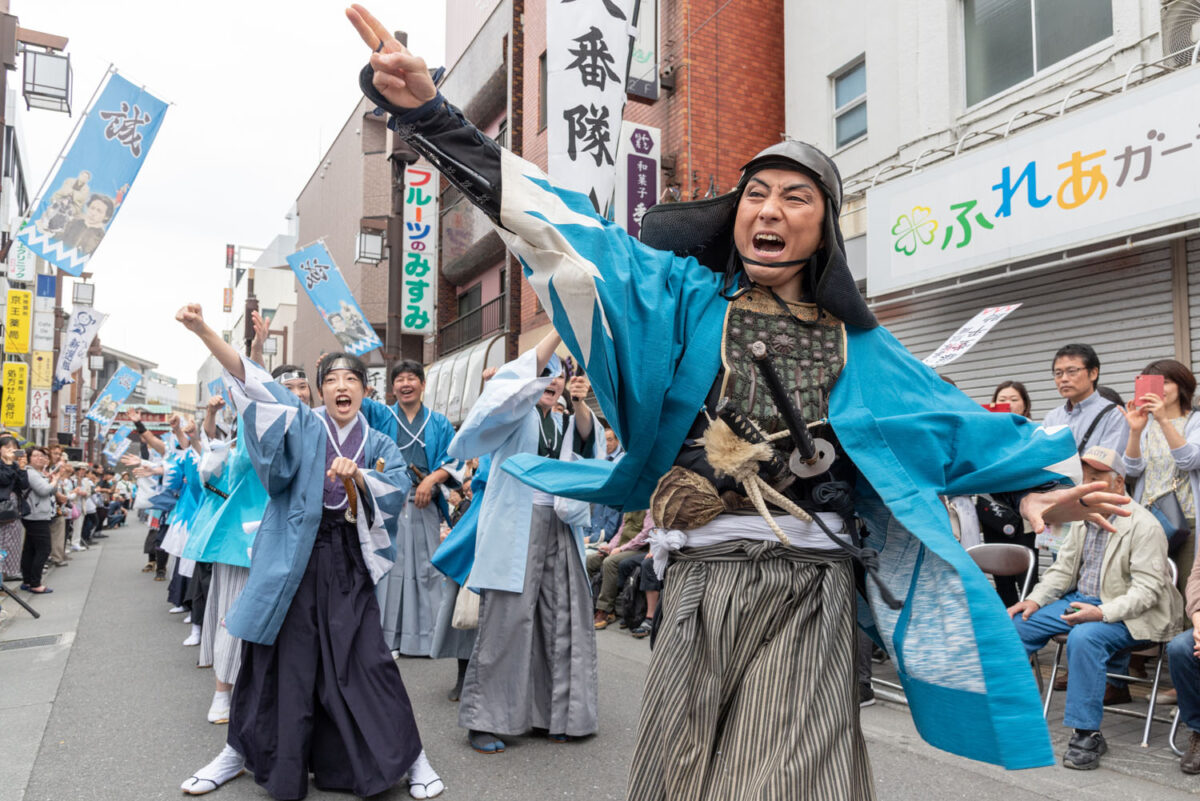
[69,544,83,552]
[181,744,245,795]
[408,750,444,799]
[183,614,192,624]
[169,605,187,614]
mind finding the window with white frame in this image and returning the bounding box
[963,0,1112,107]
[832,59,866,149]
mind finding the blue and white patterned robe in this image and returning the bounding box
[482,148,1080,770]
[222,357,412,646]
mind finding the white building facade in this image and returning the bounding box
[784,0,1200,415]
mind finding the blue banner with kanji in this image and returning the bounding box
[286,241,382,357]
[19,73,168,276]
[85,366,142,430]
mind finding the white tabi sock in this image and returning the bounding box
[207,689,232,723]
[183,624,202,646]
[181,744,244,795]
[408,750,444,799]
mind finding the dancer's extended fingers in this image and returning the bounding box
[1085,511,1120,533]
[345,6,379,49]
[350,4,398,51]
[1077,491,1133,517]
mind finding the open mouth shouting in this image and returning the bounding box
[334,393,353,413]
[751,231,787,260]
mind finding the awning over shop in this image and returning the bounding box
[424,335,508,427]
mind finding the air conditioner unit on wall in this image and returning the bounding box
[1162,0,1200,66]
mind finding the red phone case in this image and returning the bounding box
[1134,374,1164,407]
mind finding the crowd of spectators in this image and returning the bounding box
[0,443,135,621]
[937,343,1200,774]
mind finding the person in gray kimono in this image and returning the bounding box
[363,360,469,664]
[447,330,603,754]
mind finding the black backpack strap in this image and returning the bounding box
[1077,402,1118,454]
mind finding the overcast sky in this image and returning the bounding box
[16,0,446,382]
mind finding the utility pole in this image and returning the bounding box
[243,268,258,357]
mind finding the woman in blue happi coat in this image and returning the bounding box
[175,304,444,801]
[182,393,270,726]
[349,8,1135,799]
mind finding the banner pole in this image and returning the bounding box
[24,64,116,218]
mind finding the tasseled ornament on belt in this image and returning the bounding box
[701,405,817,546]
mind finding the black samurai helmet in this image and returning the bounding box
[638,140,876,330]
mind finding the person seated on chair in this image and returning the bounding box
[1008,446,1185,771]
[1167,537,1200,774]
[587,510,652,629]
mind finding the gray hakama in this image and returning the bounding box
[376,494,448,655]
[429,575,475,659]
[375,419,469,658]
[626,539,875,801]
[457,504,598,737]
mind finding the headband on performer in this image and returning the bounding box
[317,352,368,386]
[276,370,306,384]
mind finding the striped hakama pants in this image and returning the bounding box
[627,539,875,801]
[199,562,251,684]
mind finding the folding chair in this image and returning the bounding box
[1170,707,1186,757]
[967,543,1040,693]
[1039,559,1178,747]
[967,543,1037,601]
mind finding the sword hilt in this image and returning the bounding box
[749,340,817,463]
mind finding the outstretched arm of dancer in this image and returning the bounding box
[127,407,167,456]
[249,309,271,368]
[203,395,224,441]
[177,304,246,382]
[448,329,567,460]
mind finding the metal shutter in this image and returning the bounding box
[1187,235,1200,369]
[872,244,1175,420]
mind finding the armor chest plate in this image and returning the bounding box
[719,289,846,433]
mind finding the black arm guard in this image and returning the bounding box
[358,64,503,223]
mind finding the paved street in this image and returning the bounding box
[2,519,1199,801]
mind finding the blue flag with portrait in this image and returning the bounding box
[18,73,168,276]
[86,366,142,430]
[286,241,383,357]
[103,423,135,463]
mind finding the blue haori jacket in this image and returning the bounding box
[432,454,491,587]
[445,348,604,593]
[484,147,1079,770]
[222,356,412,646]
[161,448,203,559]
[181,421,270,569]
[362,398,461,522]
[143,448,185,514]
